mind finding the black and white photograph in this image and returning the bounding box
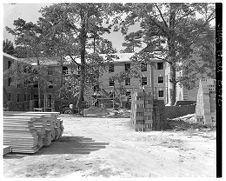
[2,1,222,178]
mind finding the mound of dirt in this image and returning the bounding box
[165,114,215,131]
[83,107,131,118]
[83,107,109,117]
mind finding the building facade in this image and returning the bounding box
[3,53,33,110]
[3,53,75,111]
[4,52,202,111]
[99,53,167,103]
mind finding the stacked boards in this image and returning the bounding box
[3,111,64,153]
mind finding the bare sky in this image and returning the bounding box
[3,3,128,51]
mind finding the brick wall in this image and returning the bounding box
[130,88,166,131]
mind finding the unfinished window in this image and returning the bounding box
[158,76,164,83]
[8,93,11,101]
[126,91,131,99]
[158,90,164,97]
[157,62,163,70]
[125,78,130,85]
[125,63,130,72]
[47,95,52,107]
[77,66,81,75]
[93,84,100,92]
[62,66,68,75]
[8,61,12,69]
[8,77,12,86]
[109,79,114,87]
[28,94,31,100]
[109,64,114,72]
[48,68,53,75]
[33,82,38,88]
[17,83,21,88]
[17,94,20,102]
[141,63,147,72]
[48,81,53,89]
[141,77,147,85]
[136,112,144,116]
[137,104,143,108]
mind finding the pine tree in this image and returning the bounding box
[115,3,215,105]
[3,39,15,55]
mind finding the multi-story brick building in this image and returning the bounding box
[3,53,78,111]
[99,53,167,102]
[4,52,203,111]
[3,53,33,110]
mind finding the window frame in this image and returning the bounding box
[125,77,130,86]
[48,80,53,89]
[125,63,131,72]
[141,63,147,72]
[158,90,164,97]
[141,77,148,85]
[17,94,20,102]
[109,78,114,87]
[158,76,164,83]
[8,77,12,86]
[109,64,114,73]
[62,66,69,75]
[157,62,164,70]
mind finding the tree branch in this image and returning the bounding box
[149,17,169,37]
[155,4,168,28]
[69,55,81,66]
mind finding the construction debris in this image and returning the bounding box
[3,111,64,154]
[166,114,215,131]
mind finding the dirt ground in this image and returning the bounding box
[3,115,216,177]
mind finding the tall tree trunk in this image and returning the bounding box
[76,17,87,111]
[60,56,64,113]
[93,36,96,53]
[168,4,177,105]
[37,57,41,109]
[170,64,177,105]
[38,80,41,108]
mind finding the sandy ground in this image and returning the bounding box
[3,115,216,177]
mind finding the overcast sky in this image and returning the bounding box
[3,3,132,52]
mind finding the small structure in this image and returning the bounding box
[195,79,216,125]
[130,88,165,131]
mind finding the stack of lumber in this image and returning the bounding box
[3,145,11,155]
[3,111,64,153]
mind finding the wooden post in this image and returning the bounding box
[113,91,115,110]
[43,94,46,112]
